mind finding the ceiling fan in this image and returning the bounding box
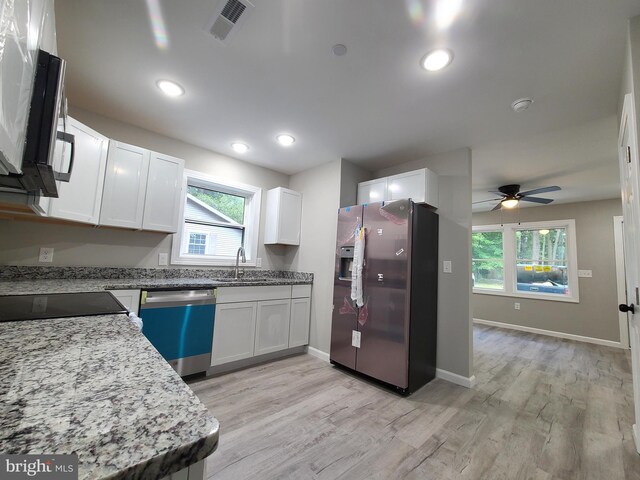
[474,184,561,211]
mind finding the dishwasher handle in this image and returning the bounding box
[141,289,216,308]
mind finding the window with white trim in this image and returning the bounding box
[171,170,262,266]
[472,220,579,302]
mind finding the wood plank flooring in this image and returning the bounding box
[188,325,640,479]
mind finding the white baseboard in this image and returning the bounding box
[308,348,476,389]
[634,424,640,454]
[473,318,625,349]
[306,346,330,362]
[436,368,476,388]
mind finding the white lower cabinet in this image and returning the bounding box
[109,289,141,315]
[289,297,311,348]
[211,285,311,367]
[255,299,291,355]
[211,302,257,366]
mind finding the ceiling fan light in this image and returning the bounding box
[501,198,519,209]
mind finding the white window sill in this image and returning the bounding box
[473,288,579,303]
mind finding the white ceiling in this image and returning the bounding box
[56,0,640,204]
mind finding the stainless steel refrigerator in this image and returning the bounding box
[330,199,438,394]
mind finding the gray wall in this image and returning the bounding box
[376,148,473,380]
[620,16,640,138]
[339,160,372,208]
[287,160,342,353]
[473,198,623,342]
[0,108,291,270]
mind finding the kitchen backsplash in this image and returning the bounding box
[0,266,313,281]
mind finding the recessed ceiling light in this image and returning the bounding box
[511,97,534,112]
[276,134,295,146]
[156,79,184,97]
[421,49,453,71]
[231,142,249,154]
[501,198,519,209]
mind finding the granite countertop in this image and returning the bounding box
[0,266,313,296]
[0,277,313,296]
[0,313,219,480]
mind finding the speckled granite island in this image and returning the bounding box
[0,313,219,479]
[0,266,314,479]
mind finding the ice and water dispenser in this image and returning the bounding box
[339,246,355,281]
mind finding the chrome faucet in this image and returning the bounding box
[234,246,246,279]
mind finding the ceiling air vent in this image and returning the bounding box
[206,0,255,45]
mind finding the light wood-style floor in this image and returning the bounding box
[188,325,640,479]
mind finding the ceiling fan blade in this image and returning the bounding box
[488,191,504,195]
[473,198,502,204]
[519,196,553,204]
[519,186,561,197]
[491,203,502,211]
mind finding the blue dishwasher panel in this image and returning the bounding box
[141,304,215,361]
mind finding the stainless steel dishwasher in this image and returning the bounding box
[139,289,215,376]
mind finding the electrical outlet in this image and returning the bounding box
[443,260,452,273]
[257,257,262,267]
[39,247,54,263]
[578,269,592,278]
[514,302,520,310]
[158,253,168,266]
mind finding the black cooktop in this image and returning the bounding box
[0,292,128,322]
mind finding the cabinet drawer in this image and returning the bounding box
[291,284,311,298]
[216,285,292,303]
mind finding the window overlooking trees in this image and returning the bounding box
[472,220,578,302]
[472,231,504,290]
[515,227,569,295]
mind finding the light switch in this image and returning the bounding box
[158,253,168,266]
[443,260,452,273]
[578,269,593,278]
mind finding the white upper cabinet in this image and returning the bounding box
[48,117,109,224]
[357,168,438,208]
[100,141,151,229]
[142,152,184,233]
[386,168,438,206]
[356,178,387,205]
[264,187,302,245]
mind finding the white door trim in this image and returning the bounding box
[614,215,630,348]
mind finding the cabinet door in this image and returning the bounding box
[100,142,150,229]
[386,170,426,203]
[278,189,302,245]
[108,289,141,316]
[49,118,109,224]
[211,302,257,366]
[289,297,311,347]
[255,299,291,355]
[142,152,184,233]
[357,178,387,205]
[264,187,302,245]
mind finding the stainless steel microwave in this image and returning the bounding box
[0,49,75,198]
